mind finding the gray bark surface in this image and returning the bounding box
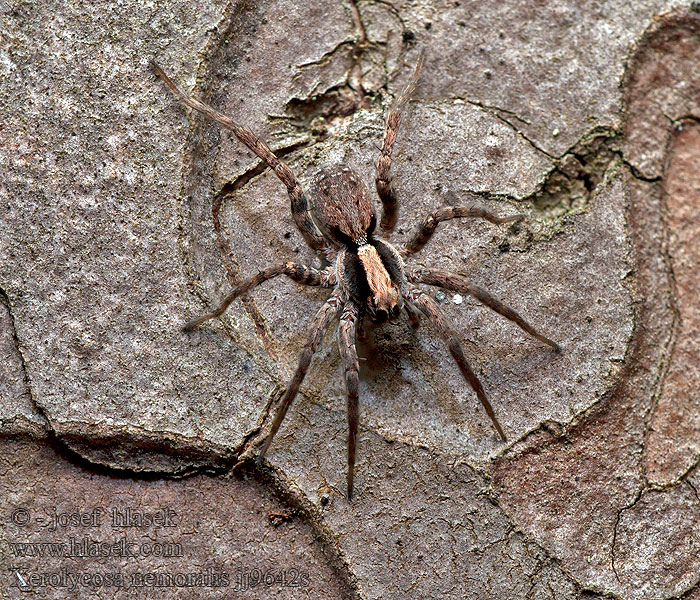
[1,1,698,598]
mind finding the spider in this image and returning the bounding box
[153,51,560,499]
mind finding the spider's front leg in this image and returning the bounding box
[407,267,560,352]
[404,286,506,441]
[258,288,345,462]
[338,301,361,499]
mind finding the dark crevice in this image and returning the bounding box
[532,128,662,216]
[228,384,285,468]
[278,0,413,132]
[347,0,368,105]
[683,581,700,600]
[578,591,617,600]
[678,453,700,484]
[467,99,533,126]
[617,153,662,183]
[282,85,371,134]
[295,40,356,71]
[277,2,375,130]
[685,478,700,502]
[533,132,617,217]
[467,100,661,220]
[215,140,311,201]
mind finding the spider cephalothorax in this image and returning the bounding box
[154,51,560,499]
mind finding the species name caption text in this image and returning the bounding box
[5,506,309,591]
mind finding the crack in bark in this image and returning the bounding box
[0,287,48,434]
[533,132,617,217]
[229,384,285,467]
[685,478,700,503]
[610,487,644,584]
[602,107,699,591]
[279,2,377,127]
[211,140,311,362]
[639,117,700,490]
[282,0,411,130]
[466,98,533,126]
[347,0,368,104]
[638,207,679,490]
[1,293,236,477]
[472,101,555,160]
[295,40,356,72]
[463,98,661,222]
[610,482,700,598]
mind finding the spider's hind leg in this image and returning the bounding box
[375,50,425,236]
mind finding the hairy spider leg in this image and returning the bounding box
[182,262,331,331]
[375,49,425,236]
[259,289,345,460]
[152,61,331,258]
[402,205,524,256]
[338,301,361,499]
[404,300,422,329]
[407,268,560,351]
[405,287,507,441]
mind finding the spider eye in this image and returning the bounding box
[367,214,376,235]
[375,309,389,322]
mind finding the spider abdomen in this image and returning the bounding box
[308,164,375,246]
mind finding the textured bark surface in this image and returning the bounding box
[0,437,353,599]
[645,122,700,484]
[1,1,698,598]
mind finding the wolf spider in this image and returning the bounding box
[153,51,560,499]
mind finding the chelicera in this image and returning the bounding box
[153,52,560,499]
